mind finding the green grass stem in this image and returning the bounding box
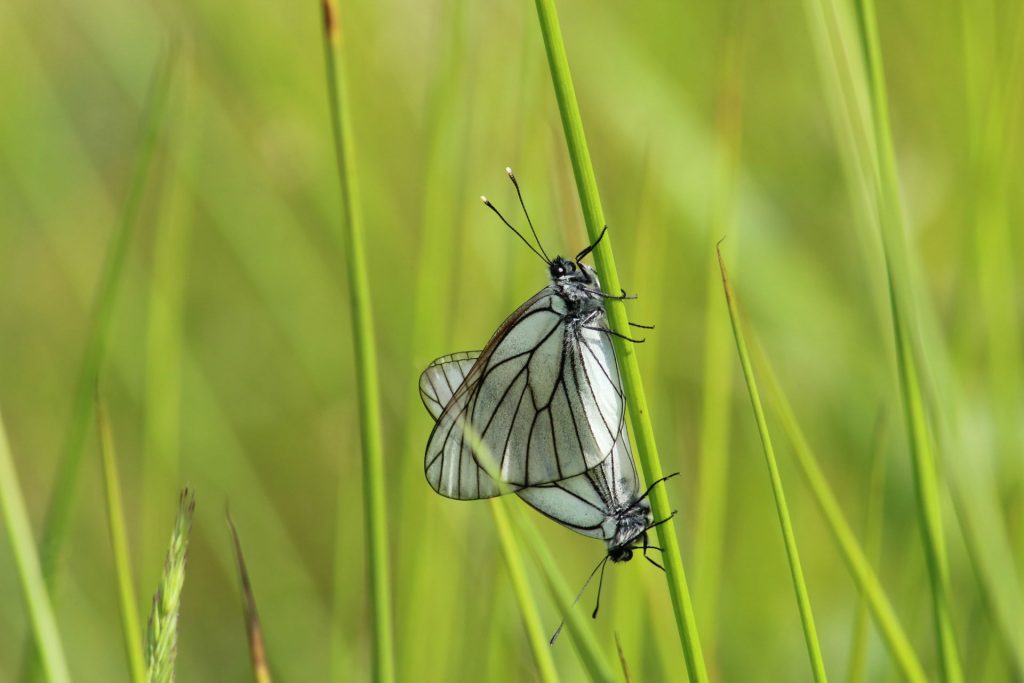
[96,397,147,683]
[490,500,561,683]
[717,249,828,683]
[846,415,890,683]
[754,347,927,683]
[514,508,618,683]
[852,1,964,679]
[0,409,71,683]
[531,2,707,679]
[320,3,395,681]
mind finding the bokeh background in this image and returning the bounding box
[1,0,1022,680]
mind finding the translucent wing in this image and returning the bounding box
[516,435,639,540]
[420,350,639,541]
[421,289,625,500]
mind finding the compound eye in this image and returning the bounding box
[623,549,633,561]
[566,261,577,272]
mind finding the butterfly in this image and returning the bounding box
[422,168,646,502]
[420,350,676,641]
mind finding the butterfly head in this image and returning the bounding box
[606,498,653,563]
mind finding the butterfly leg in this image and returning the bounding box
[587,326,646,343]
[629,322,656,330]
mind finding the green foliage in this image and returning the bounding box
[0,0,1021,680]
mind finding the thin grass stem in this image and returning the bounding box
[851,1,964,679]
[0,409,71,683]
[514,508,618,683]
[96,397,147,683]
[531,2,707,678]
[717,250,828,683]
[490,500,561,683]
[319,3,395,681]
[753,345,927,683]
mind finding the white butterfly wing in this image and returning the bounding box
[420,350,639,541]
[421,288,625,500]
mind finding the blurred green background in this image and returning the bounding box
[1,0,1022,680]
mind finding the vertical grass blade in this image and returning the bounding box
[96,397,147,683]
[226,511,274,683]
[0,409,71,683]
[36,49,174,588]
[531,2,707,679]
[489,500,561,683]
[717,250,828,683]
[846,415,890,683]
[146,488,195,683]
[851,1,964,680]
[319,3,395,681]
[753,345,927,683]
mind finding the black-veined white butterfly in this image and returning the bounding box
[422,168,646,501]
[420,350,676,640]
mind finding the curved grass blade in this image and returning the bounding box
[226,510,273,683]
[852,1,964,679]
[0,409,71,683]
[753,345,927,683]
[146,488,195,683]
[531,1,707,679]
[717,249,828,683]
[320,2,395,681]
[96,397,147,683]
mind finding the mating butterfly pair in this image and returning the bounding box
[418,170,674,583]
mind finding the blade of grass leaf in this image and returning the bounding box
[852,1,964,679]
[226,510,273,683]
[96,396,147,683]
[0,409,71,683]
[754,341,928,683]
[514,507,618,683]
[320,3,395,681]
[490,500,561,683]
[846,413,890,683]
[531,2,707,679]
[146,488,195,683]
[717,249,828,683]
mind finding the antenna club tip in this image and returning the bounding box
[505,166,514,176]
[480,195,491,205]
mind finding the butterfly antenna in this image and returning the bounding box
[505,167,551,263]
[481,196,549,264]
[575,225,608,263]
[549,554,611,645]
[636,472,680,504]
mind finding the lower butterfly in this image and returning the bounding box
[420,351,676,630]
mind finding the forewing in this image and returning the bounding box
[423,288,626,500]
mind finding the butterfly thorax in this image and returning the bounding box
[606,498,653,563]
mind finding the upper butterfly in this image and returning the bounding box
[422,168,640,500]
